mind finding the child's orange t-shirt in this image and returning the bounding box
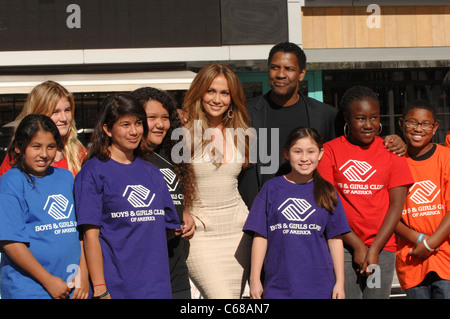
[396,144,450,290]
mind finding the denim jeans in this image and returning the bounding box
[406,272,450,299]
[344,247,395,299]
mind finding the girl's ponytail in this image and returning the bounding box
[313,170,337,213]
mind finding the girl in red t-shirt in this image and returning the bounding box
[395,100,450,298]
[317,86,414,299]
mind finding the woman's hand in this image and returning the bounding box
[181,212,196,240]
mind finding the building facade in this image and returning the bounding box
[0,0,449,159]
[301,0,450,142]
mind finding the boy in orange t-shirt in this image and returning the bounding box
[395,100,450,298]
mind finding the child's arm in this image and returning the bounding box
[70,240,90,299]
[395,220,422,243]
[249,234,267,299]
[383,134,407,156]
[327,236,345,299]
[409,211,450,258]
[1,241,71,299]
[342,231,367,273]
[364,186,406,273]
[83,225,111,299]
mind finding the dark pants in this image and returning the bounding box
[172,289,191,299]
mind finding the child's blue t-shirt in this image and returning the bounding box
[0,167,81,299]
[243,176,351,299]
[74,157,180,299]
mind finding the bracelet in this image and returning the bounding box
[416,233,424,242]
[92,290,109,299]
[423,238,435,252]
[93,283,106,287]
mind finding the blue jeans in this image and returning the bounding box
[406,272,450,299]
[344,247,395,299]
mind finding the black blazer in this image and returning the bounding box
[238,91,339,209]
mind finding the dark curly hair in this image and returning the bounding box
[131,87,197,211]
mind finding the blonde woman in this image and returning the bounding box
[182,63,253,299]
[0,81,85,176]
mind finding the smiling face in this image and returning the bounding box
[20,130,57,177]
[103,114,144,159]
[400,107,438,157]
[283,136,324,182]
[346,98,380,146]
[50,96,72,138]
[144,100,170,147]
[202,74,231,126]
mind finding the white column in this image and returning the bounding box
[287,0,304,47]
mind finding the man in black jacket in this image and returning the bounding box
[238,42,339,209]
[238,42,403,209]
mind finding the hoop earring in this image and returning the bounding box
[227,106,233,119]
[344,123,349,137]
[378,123,382,135]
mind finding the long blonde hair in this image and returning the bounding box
[14,81,84,175]
[182,64,252,166]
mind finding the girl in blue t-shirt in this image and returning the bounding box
[74,94,180,299]
[0,114,86,299]
[244,127,350,299]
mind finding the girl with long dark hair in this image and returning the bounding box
[244,127,350,299]
[74,94,180,299]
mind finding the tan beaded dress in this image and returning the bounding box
[185,142,252,299]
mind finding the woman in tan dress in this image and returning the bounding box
[182,64,254,299]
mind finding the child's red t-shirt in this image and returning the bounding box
[396,144,450,289]
[317,136,414,252]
